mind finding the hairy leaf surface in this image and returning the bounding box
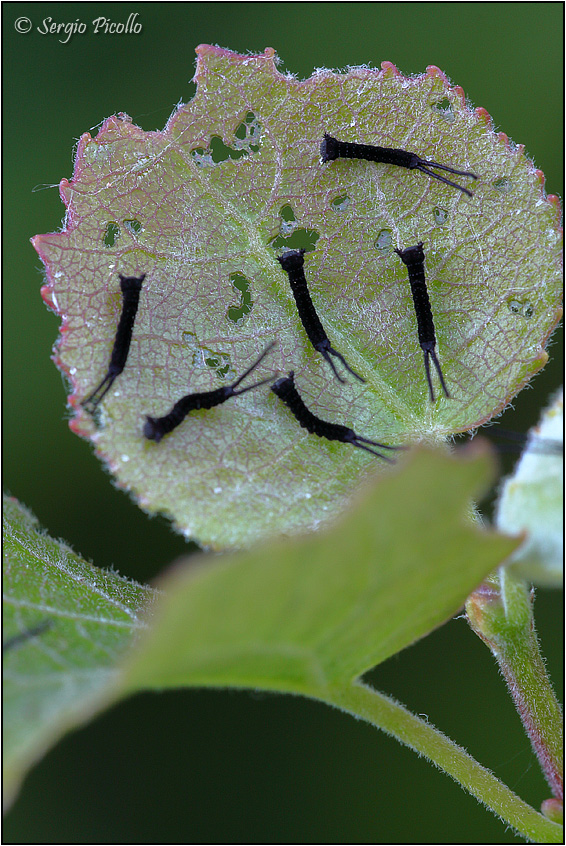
[33,46,562,547]
[2,494,155,807]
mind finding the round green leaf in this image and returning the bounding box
[32,47,562,548]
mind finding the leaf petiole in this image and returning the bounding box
[318,680,563,842]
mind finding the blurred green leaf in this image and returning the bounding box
[33,47,562,549]
[496,389,563,586]
[120,446,516,693]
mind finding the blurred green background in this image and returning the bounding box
[3,2,562,842]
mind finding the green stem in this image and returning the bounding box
[316,680,562,842]
[467,568,563,805]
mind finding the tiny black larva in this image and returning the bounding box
[321,133,477,198]
[82,273,145,412]
[3,620,52,654]
[277,249,364,384]
[271,371,401,461]
[395,243,450,402]
[144,343,276,443]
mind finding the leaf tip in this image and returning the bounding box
[31,233,50,267]
[39,282,56,312]
[452,85,466,106]
[533,168,546,187]
[75,131,93,161]
[475,106,492,127]
[497,132,511,151]
[534,350,550,372]
[380,60,401,78]
[546,194,563,227]
[426,65,448,84]
[194,42,218,60]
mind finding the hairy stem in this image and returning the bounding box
[316,680,563,842]
[467,568,563,808]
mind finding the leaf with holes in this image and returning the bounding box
[33,46,563,549]
[2,494,155,807]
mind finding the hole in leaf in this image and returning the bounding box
[433,207,448,226]
[493,177,513,193]
[123,218,142,235]
[507,298,535,319]
[178,333,236,379]
[233,112,261,152]
[181,330,197,345]
[191,345,235,380]
[103,222,120,247]
[191,122,261,167]
[431,98,455,123]
[190,147,214,168]
[269,228,320,252]
[279,204,297,235]
[205,352,233,379]
[331,194,350,212]
[210,136,248,164]
[210,135,248,164]
[226,272,253,325]
[269,204,318,250]
[280,205,296,222]
[374,229,393,253]
[234,123,247,141]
